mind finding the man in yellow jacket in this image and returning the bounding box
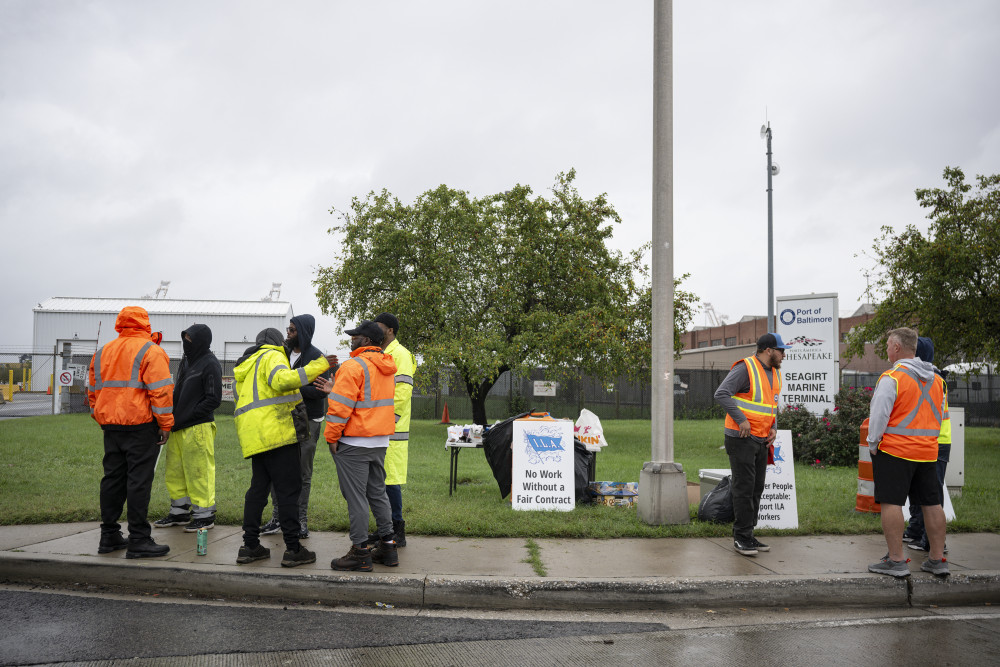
[87,306,174,559]
[318,321,397,572]
[232,328,334,568]
[372,312,417,547]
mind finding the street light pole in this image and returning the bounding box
[639,0,689,526]
[763,122,775,332]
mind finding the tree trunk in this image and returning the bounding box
[463,367,509,425]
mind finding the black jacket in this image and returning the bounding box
[288,314,332,420]
[172,324,223,431]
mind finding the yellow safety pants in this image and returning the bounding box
[384,439,408,486]
[165,422,216,511]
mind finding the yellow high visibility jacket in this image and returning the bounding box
[383,338,416,485]
[233,345,329,459]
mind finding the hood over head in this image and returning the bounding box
[289,314,315,351]
[182,323,213,360]
[115,306,152,336]
[235,328,285,366]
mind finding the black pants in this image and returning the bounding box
[907,444,951,537]
[100,423,160,542]
[724,434,769,542]
[243,443,303,550]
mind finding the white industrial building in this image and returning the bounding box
[32,297,295,374]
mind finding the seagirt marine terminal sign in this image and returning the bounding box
[776,292,839,415]
[512,416,575,511]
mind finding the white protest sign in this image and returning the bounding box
[512,417,575,511]
[776,293,839,416]
[221,376,235,402]
[757,429,799,529]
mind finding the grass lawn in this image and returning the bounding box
[1,415,997,538]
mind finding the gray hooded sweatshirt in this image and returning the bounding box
[866,357,945,454]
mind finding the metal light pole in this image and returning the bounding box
[639,0,689,526]
[762,122,777,332]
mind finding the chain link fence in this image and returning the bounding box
[4,350,998,426]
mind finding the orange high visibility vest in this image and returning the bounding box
[324,347,397,443]
[876,363,945,462]
[724,355,780,438]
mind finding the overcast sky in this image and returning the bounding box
[2,0,997,353]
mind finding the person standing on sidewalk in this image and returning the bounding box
[714,332,789,557]
[87,306,174,559]
[152,324,222,533]
[369,312,416,548]
[318,321,398,572]
[866,327,949,578]
[232,328,334,567]
[904,336,951,554]
[259,315,334,539]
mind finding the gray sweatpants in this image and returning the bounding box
[331,443,393,546]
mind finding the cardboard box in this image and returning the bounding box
[589,481,638,507]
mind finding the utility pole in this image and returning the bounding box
[762,122,777,332]
[639,0,689,525]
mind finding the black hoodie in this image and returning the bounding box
[172,324,223,431]
[288,314,332,420]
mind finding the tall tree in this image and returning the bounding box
[848,167,1000,365]
[314,170,698,424]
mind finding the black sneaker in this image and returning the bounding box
[260,517,281,535]
[281,545,316,568]
[153,513,191,528]
[752,536,770,552]
[98,532,129,554]
[908,539,948,554]
[298,528,310,539]
[734,539,758,556]
[125,537,170,559]
[184,516,215,533]
[236,544,270,564]
[371,538,399,567]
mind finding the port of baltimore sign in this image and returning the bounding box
[776,292,840,416]
[512,416,575,511]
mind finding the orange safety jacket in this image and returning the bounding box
[723,355,781,438]
[87,306,174,431]
[324,346,397,443]
[876,364,945,462]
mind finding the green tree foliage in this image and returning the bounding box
[848,167,1000,365]
[313,170,699,424]
[780,386,874,466]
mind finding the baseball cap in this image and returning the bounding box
[757,332,792,350]
[374,312,400,334]
[345,320,384,345]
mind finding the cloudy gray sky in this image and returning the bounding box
[2,0,997,352]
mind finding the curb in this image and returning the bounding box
[4,552,998,610]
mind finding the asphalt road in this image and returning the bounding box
[2,585,998,666]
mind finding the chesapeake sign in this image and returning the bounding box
[776,293,839,415]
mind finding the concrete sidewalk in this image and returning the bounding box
[1,523,998,610]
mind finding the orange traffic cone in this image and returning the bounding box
[439,402,452,424]
[47,383,52,395]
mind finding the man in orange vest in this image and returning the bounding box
[317,320,398,572]
[87,306,174,559]
[714,332,789,556]
[866,327,949,577]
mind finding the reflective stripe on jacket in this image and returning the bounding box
[877,364,945,462]
[383,338,416,443]
[325,346,397,443]
[233,345,330,459]
[87,306,174,430]
[723,355,780,438]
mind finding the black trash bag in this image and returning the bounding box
[573,437,594,503]
[697,475,735,523]
[483,411,530,499]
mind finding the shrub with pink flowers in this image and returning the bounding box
[778,386,875,466]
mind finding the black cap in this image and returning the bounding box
[757,332,792,350]
[374,312,400,334]
[345,320,384,345]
